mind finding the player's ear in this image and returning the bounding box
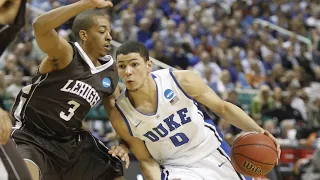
[146,60,152,73]
[79,30,87,41]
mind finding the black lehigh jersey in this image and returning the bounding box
[11,42,118,137]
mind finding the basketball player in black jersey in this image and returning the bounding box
[10,0,129,179]
[0,0,32,179]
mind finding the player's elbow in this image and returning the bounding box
[32,17,48,35]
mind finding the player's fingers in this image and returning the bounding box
[124,155,130,169]
[108,146,116,154]
[112,147,122,157]
[102,1,113,7]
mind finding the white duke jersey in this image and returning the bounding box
[115,69,222,166]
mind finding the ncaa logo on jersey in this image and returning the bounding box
[164,89,174,99]
[102,78,111,88]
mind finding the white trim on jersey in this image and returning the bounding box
[204,122,223,142]
[23,159,42,180]
[12,74,48,129]
[88,132,122,162]
[0,158,8,180]
[0,145,20,180]
[74,42,114,74]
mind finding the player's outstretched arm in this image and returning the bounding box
[109,107,161,180]
[33,0,112,72]
[172,70,281,159]
[0,108,12,144]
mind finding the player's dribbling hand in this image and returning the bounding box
[0,108,12,145]
[85,0,113,8]
[108,145,130,169]
[262,130,281,165]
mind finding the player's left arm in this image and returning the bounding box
[173,70,281,160]
[102,86,130,166]
[103,85,121,117]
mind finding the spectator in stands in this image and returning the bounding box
[137,17,151,44]
[219,69,235,92]
[246,61,265,88]
[273,87,283,108]
[168,41,190,70]
[263,93,304,126]
[3,54,18,75]
[175,22,194,49]
[159,19,178,47]
[5,68,24,100]
[193,51,221,82]
[148,40,170,65]
[251,85,274,121]
[263,120,279,138]
[113,12,138,43]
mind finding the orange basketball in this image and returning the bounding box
[230,132,277,178]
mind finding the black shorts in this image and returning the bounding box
[11,129,123,180]
[0,140,32,180]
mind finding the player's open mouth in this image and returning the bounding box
[104,45,110,50]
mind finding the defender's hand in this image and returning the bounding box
[263,130,281,165]
[85,0,113,8]
[0,108,12,144]
[108,145,130,169]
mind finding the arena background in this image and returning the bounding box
[0,0,320,180]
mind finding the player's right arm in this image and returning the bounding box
[33,0,112,73]
[109,107,161,180]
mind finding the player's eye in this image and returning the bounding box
[132,63,138,67]
[118,64,125,69]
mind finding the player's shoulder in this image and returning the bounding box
[171,69,199,83]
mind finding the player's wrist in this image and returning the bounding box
[79,0,97,9]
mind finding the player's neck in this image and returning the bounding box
[80,43,99,66]
[128,76,156,107]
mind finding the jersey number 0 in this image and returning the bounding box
[60,100,80,121]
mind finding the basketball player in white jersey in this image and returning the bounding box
[109,41,280,180]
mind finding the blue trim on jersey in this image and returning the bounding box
[205,120,252,180]
[151,74,157,79]
[115,103,133,136]
[169,68,192,100]
[161,169,165,180]
[205,119,224,139]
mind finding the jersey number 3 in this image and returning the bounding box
[60,100,80,121]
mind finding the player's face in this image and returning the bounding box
[85,16,112,58]
[116,53,152,92]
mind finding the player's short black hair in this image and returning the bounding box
[116,41,150,62]
[72,9,105,41]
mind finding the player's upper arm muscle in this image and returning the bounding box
[109,107,153,161]
[173,70,225,115]
[33,20,73,61]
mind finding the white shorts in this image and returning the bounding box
[160,147,250,180]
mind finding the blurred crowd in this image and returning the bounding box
[1,0,320,177]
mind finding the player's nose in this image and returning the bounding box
[105,31,112,41]
[125,66,132,76]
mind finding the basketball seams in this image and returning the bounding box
[233,153,276,165]
[233,132,256,145]
[232,143,277,153]
[231,133,277,178]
